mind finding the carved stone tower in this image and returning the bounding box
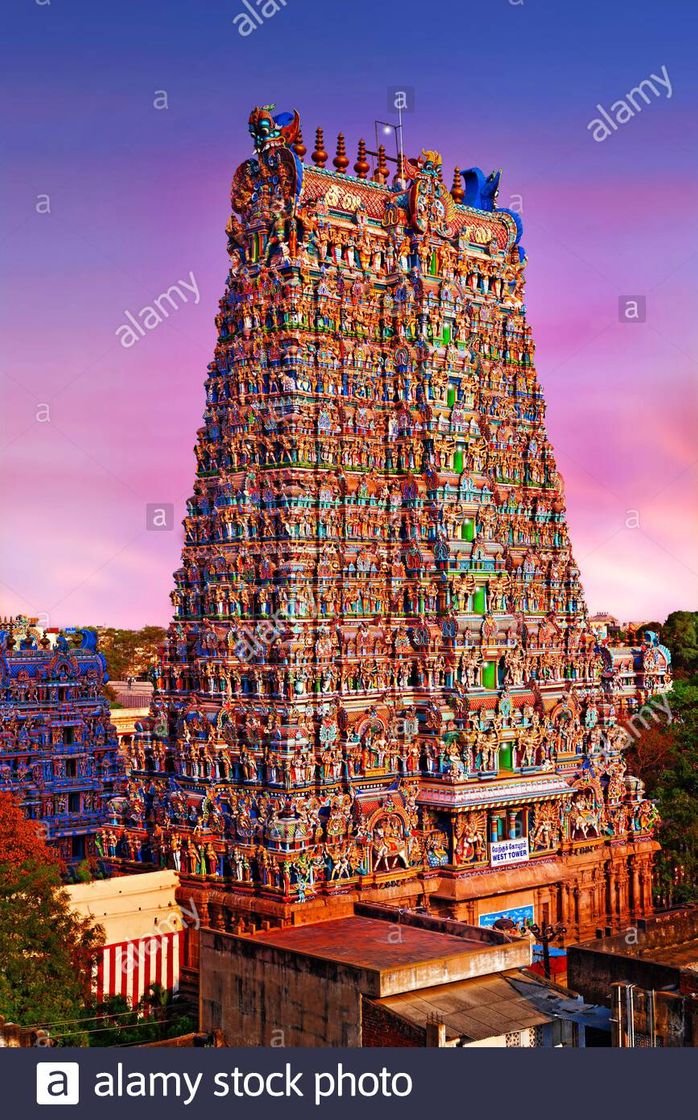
[104,106,665,946]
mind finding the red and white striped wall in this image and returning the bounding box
[95,930,183,1006]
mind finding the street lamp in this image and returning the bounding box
[528,921,567,980]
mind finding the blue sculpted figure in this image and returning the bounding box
[461,166,525,259]
[79,628,98,652]
[462,167,501,211]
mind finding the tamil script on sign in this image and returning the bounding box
[490,837,530,866]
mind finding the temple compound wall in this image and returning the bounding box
[65,870,184,1007]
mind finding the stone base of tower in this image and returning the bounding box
[425,838,659,943]
[172,836,658,999]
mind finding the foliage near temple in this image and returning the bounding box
[628,669,698,908]
[657,611,698,677]
[0,791,102,1036]
[95,626,167,683]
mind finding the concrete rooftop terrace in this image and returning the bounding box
[252,915,486,970]
[199,910,536,1042]
[576,909,698,969]
[636,937,698,970]
[243,913,533,994]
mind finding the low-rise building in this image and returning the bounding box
[200,902,597,1047]
[567,907,698,1046]
[589,613,621,640]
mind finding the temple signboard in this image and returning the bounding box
[490,837,530,867]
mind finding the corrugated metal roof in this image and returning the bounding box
[373,970,568,1042]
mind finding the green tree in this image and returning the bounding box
[660,611,698,677]
[0,793,103,1041]
[139,983,197,1042]
[652,677,698,905]
[78,996,151,1047]
[69,987,197,1047]
[629,677,698,907]
[95,626,166,681]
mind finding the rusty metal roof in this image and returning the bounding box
[373,970,554,1042]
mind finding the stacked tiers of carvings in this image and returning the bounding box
[0,618,123,863]
[101,107,669,917]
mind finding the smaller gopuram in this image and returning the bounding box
[0,616,123,866]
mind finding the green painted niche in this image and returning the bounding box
[481,660,496,690]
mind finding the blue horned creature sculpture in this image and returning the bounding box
[461,166,525,261]
[462,167,502,211]
[79,628,99,652]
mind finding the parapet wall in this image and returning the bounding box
[567,907,698,1006]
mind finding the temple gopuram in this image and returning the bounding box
[0,617,122,865]
[103,106,669,945]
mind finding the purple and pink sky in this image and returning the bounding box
[1,0,696,629]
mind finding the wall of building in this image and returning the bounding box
[361,1004,580,1048]
[200,929,369,1046]
[568,945,677,1007]
[475,889,537,926]
[66,870,184,1006]
[568,908,698,1008]
[199,911,531,1047]
[66,870,182,942]
[434,843,657,943]
[361,1000,425,1047]
[110,708,149,746]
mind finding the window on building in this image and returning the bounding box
[473,586,487,614]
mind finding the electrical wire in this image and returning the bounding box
[30,1003,178,1031]
[48,1017,189,1039]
